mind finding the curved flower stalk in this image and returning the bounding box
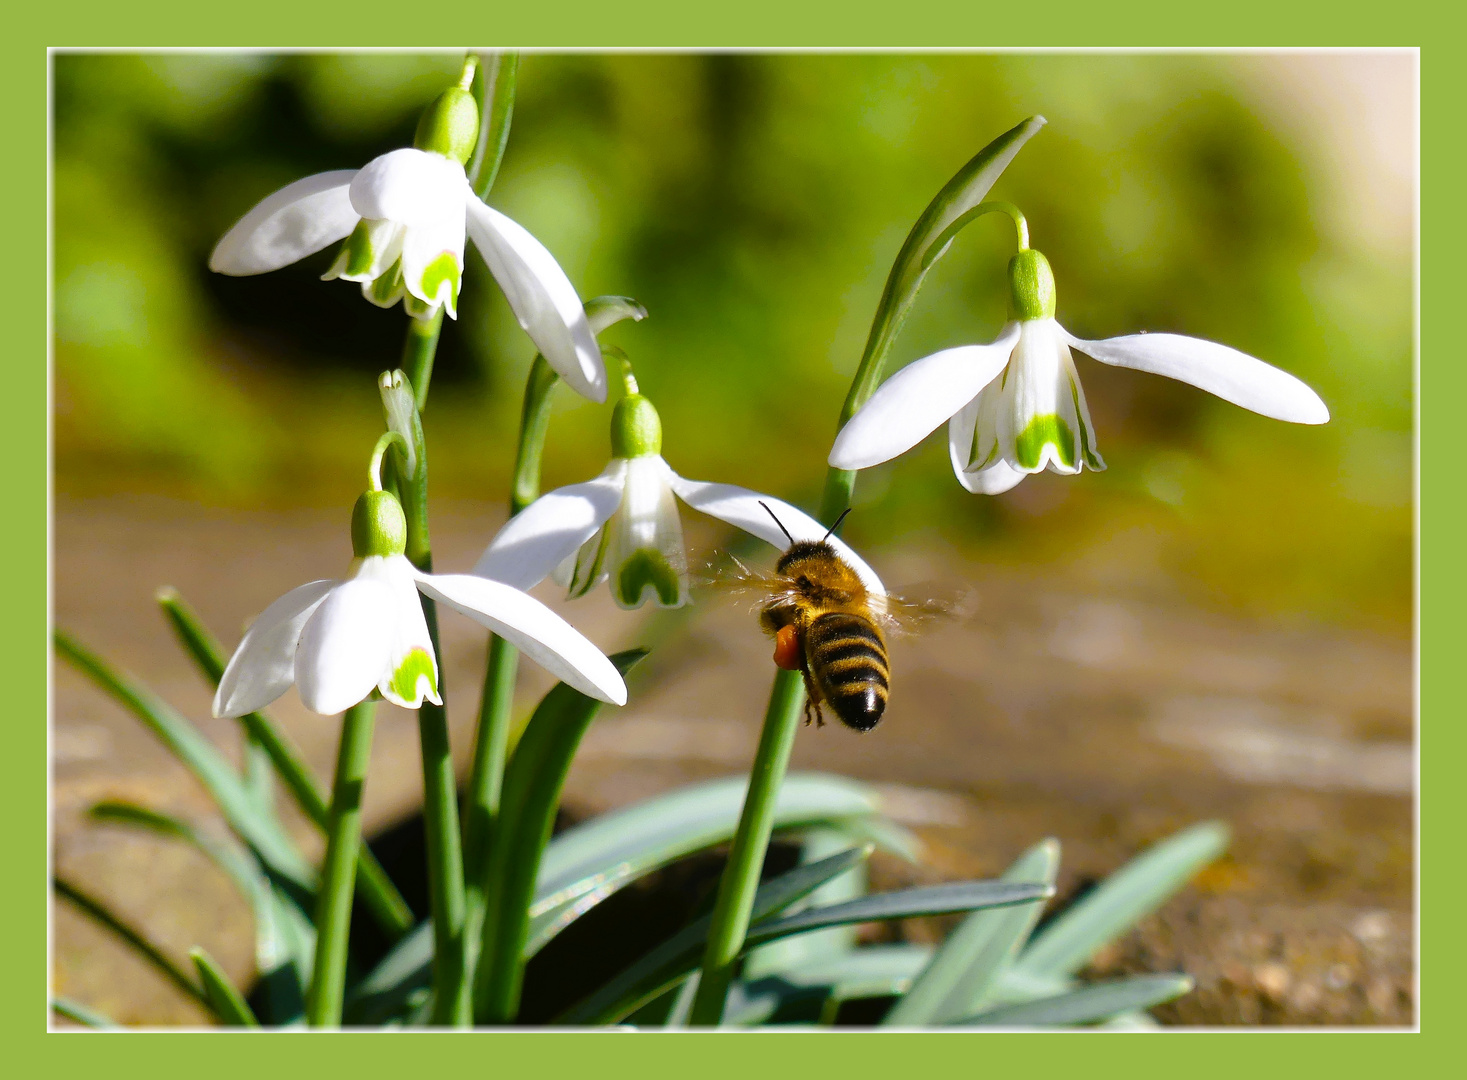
[829,207,1329,495]
[474,366,885,609]
[208,59,606,401]
[214,479,626,719]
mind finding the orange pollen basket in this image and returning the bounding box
[773,625,802,671]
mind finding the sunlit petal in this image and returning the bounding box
[1067,329,1329,424]
[210,171,359,276]
[294,575,396,716]
[349,148,468,226]
[214,579,337,718]
[473,461,628,589]
[828,323,1020,470]
[464,199,606,402]
[604,456,688,609]
[413,572,627,705]
[361,556,440,710]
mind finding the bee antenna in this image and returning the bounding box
[758,501,796,545]
[822,507,852,542]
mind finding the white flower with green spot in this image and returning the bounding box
[213,489,626,718]
[474,373,885,609]
[830,242,1329,494]
[208,72,607,401]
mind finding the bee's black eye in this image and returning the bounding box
[796,575,812,590]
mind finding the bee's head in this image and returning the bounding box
[776,541,865,598]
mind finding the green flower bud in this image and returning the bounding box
[1008,248,1057,321]
[351,490,408,558]
[610,393,663,458]
[414,86,479,165]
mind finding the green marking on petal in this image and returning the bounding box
[403,292,435,319]
[389,648,438,705]
[615,548,683,608]
[1069,378,1105,470]
[342,219,379,279]
[418,252,461,306]
[1013,413,1076,470]
[367,259,405,307]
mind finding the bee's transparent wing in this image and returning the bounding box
[694,554,800,620]
[871,582,973,638]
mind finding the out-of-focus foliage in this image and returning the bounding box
[50,53,1412,630]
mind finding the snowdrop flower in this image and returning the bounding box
[214,486,626,718]
[830,226,1328,495]
[474,369,885,608]
[208,64,606,401]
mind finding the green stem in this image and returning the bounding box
[462,353,558,985]
[306,699,376,1028]
[156,589,413,938]
[403,309,444,412]
[688,668,806,1025]
[393,324,471,1026]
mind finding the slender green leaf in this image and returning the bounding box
[191,948,261,1027]
[156,590,413,939]
[557,845,874,1025]
[883,837,1059,1026]
[88,800,313,1024]
[54,876,208,1008]
[54,630,314,893]
[1016,822,1229,979]
[954,974,1194,1027]
[723,947,936,1028]
[475,649,648,1023]
[742,880,1051,946]
[742,828,871,981]
[52,997,118,1028]
[468,50,518,198]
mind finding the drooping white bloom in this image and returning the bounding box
[214,493,626,718]
[208,87,606,400]
[830,248,1329,494]
[474,384,885,609]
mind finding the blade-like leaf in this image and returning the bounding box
[742,828,871,982]
[191,947,261,1027]
[54,631,314,893]
[557,845,874,1025]
[474,649,648,1024]
[1016,822,1229,979]
[52,997,118,1028]
[763,944,934,1003]
[88,800,313,1025]
[156,590,412,939]
[883,837,1059,1026]
[468,50,518,198]
[954,974,1194,1027]
[53,877,208,1008]
[747,880,1052,944]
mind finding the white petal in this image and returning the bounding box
[360,556,440,710]
[464,200,606,402]
[473,461,629,589]
[668,469,887,597]
[413,573,627,705]
[350,148,469,227]
[321,218,404,284]
[948,378,1004,481]
[828,323,1020,470]
[213,579,336,718]
[294,575,396,716]
[1002,319,1079,474]
[604,456,688,609]
[400,210,467,319]
[1067,330,1329,424]
[957,459,1028,495]
[209,171,360,276]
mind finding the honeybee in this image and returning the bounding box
[718,504,949,732]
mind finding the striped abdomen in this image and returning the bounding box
[806,611,889,732]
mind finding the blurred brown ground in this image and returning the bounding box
[51,491,1413,1026]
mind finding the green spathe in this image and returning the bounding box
[351,491,408,558]
[389,648,438,705]
[610,394,663,458]
[414,86,479,166]
[1008,249,1056,321]
[1013,413,1075,470]
[616,548,681,607]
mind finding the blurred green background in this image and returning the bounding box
[51,52,1413,633]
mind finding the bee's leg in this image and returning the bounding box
[799,668,823,727]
